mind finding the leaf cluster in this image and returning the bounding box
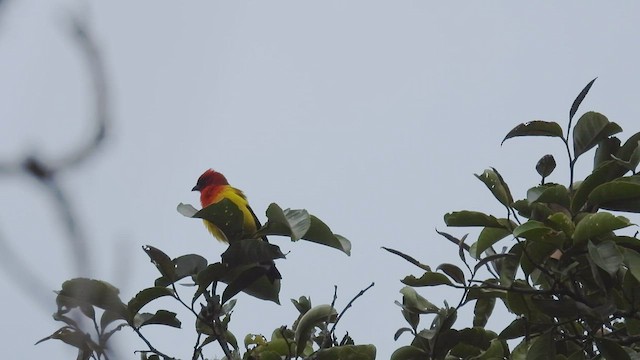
[39,203,370,359]
[389,79,640,359]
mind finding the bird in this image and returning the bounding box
[192,169,281,281]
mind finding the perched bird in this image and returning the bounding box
[192,169,281,280]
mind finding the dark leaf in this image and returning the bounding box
[127,287,175,316]
[572,212,631,246]
[512,220,553,239]
[222,266,269,304]
[173,254,208,281]
[595,338,631,360]
[474,253,518,274]
[56,278,128,321]
[527,332,555,360]
[589,178,640,213]
[475,168,513,207]
[134,310,181,329]
[437,263,466,285]
[588,240,623,276]
[502,121,564,144]
[260,203,311,241]
[536,154,556,178]
[444,211,503,228]
[222,239,285,267]
[394,327,414,341]
[390,346,428,360]
[402,272,452,287]
[594,137,621,170]
[142,245,176,283]
[570,77,597,122]
[383,247,431,271]
[623,248,640,283]
[398,286,439,314]
[473,297,495,327]
[573,111,622,159]
[315,345,377,360]
[527,184,570,208]
[469,227,511,259]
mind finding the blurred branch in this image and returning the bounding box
[0,11,110,304]
[0,230,50,309]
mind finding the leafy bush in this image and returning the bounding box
[388,79,640,359]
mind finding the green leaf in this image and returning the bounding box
[527,332,554,360]
[623,248,640,283]
[437,263,466,285]
[512,220,553,239]
[315,345,377,360]
[56,278,128,321]
[398,286,439,314]
[382,247,431,271]
[573,111,622,159]
[294,304,337,356]
[589,179,640,213]
[390,346,428,360]
[35,327,95,356]
[291,296,312,314]
[142,246,176,283]
[474,338,505,360]
[572,212,631,246]
[173,254,208,280]
[469,227,511,259]
[571,160,622,212]
[222,266,270,304]
[261,203,311,241]
[547,212,575,237]
[193,263,227,303]
[127,287,174,316]
[223,265,281,304]
[444,211,503,228]
[535,154,556,178]
[570,77,597,122]
[475,168,513,207]
[587,240,623,276]
[618,131,640,161]
[221,239,285,268]
[502,121,564,144]
[134,310,181,329]
[595,338,631,360]
[262,204,351,254]
[527,184,570,208]
[473,297,495,327]
[303,216,351,255]
[402,272,452,287]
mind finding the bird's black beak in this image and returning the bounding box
[191,185,200,192]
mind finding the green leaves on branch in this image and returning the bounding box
[391,79,640,359]
[178,201,351,255]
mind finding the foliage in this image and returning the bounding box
[387,78,640,359]
[41,79,640,359]
[38,203,375,359]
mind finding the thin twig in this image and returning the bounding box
[132,327,176,360]
[328,282,375,342]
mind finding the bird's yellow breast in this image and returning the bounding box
[201,185,259,243]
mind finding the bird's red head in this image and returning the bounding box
[192,169,229,192]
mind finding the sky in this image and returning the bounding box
[1,1,640,359]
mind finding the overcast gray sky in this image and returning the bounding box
[2,1,640,359]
